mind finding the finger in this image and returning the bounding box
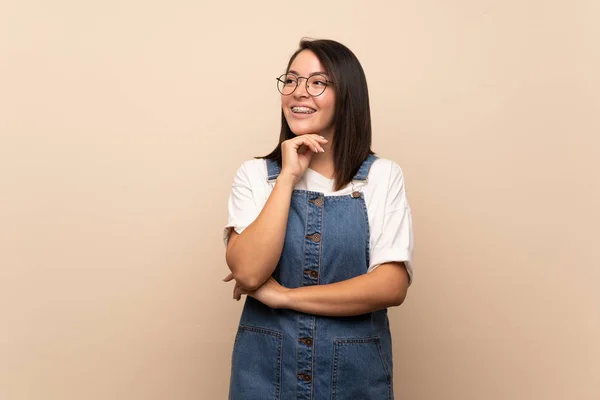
[234,285,243,301]
[233,282,241,298]
[289,136,322,153]
[307,138,325,153]
[296,136,324,153]
[311,134,329,143]
[288,137,312,153]
[223,272,234,282]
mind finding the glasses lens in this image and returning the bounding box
[307,74,329,96]
[277,74,297,95]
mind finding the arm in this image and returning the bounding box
[229,262,408,317]
[225,135,328,291]
[280,262,409,316]
[225,173,297,291]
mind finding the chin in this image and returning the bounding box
[290,128,316,136]
[287,122,322,136]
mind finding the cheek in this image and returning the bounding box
[281,99,290,118]
[319,98,335,122]
[282,105,292,120]
[313,91,331,107]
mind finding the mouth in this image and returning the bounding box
[290,106,317,115]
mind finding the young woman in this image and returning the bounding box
[223,38,414,400]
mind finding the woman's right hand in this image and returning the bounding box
[279,134,329,182]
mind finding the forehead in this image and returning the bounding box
[288,50,328,75]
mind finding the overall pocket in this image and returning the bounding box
[229,325,283,400]
[331,337,392,400]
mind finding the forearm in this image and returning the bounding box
[226,174,296,290]
[281,263,409,317]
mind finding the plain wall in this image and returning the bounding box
[1,0,598,399]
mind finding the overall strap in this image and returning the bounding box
[266,158,281,182]
[352,154,379,182]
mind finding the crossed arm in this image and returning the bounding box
[224,174,410,317]
[280,262,409,316]
[224,229,410,317]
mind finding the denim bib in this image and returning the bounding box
[229,154,394,400]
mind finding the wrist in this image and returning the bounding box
[276,173,298,188]
[277,287,294,309]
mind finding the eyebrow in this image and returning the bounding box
[288,70,329,77]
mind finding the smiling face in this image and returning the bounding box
[281,50,336,138]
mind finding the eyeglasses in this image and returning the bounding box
[276,73,334,97]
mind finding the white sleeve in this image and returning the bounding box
[222,161,261,247]
[367,162,414,286]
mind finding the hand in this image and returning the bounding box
[280,134,328,181]
[223,273,290,309]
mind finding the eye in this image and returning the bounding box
[283,75,297,85]
[309,75,329,86]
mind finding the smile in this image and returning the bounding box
[291,106,316,114]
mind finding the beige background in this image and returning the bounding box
[1,0,599,399]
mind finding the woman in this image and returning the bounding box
[222,38,414,400]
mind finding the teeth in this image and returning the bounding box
[292,107,316,114]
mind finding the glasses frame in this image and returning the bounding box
[276,73,334,97]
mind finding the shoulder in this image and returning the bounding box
[366,157,410,212]
[369,157,406,185]
[232,158,268,181]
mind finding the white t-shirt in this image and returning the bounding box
[223,157,414,286]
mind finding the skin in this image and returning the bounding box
[223,50,410,316]
[280,49,337,178]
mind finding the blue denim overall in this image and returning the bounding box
[229,154,394,400]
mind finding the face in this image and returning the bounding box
[281,50,336,138]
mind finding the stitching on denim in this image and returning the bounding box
[312,196,323,399]
[317,195,324,285]
[302,191,309,279]
[238,324,283,338]
[331,341,339,400]
[236,325,283,399]
[358,196,371,271]
[374,338,393,400]
[310,315,316,399]
[332,336,392,399]
[275,331,282,400]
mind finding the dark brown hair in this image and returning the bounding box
[258,38,374,191]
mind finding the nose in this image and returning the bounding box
[293,77,310,98]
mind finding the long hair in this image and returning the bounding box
[258,38,374,191]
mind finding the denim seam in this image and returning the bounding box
[311,196,322,400]
[358,195,371,271]
[234,325,283,400]
[331,341,339,400]
[331,336,392,400]
[238,325,283,337]
[374,338,393,400]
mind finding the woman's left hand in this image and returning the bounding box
[223,273,290,309]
